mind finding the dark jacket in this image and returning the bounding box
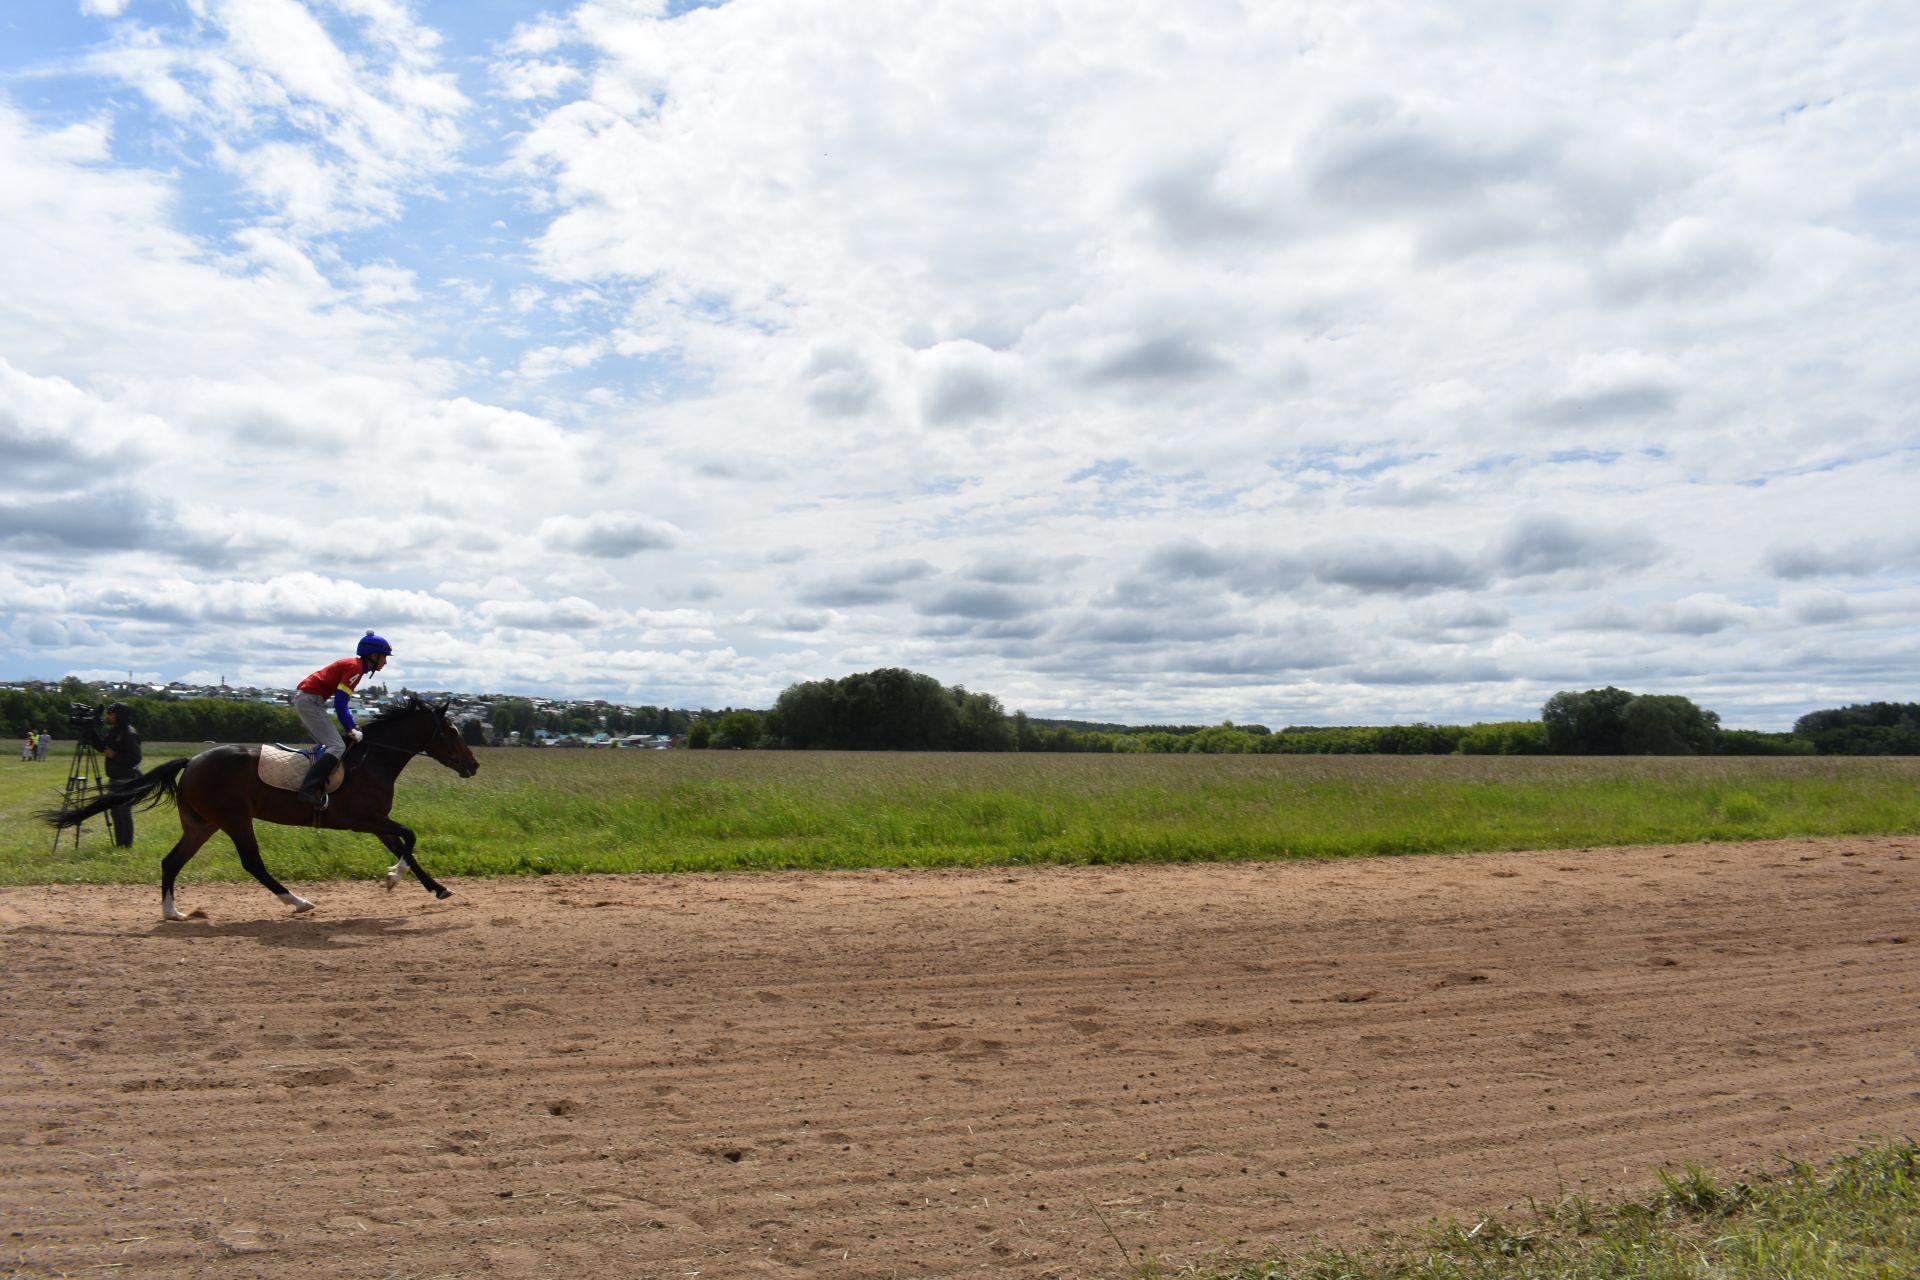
[89,721,143,779]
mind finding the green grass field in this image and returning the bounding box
[1178,1140,1920,1280]
[9,749,1916,1273]
[5,745,1918,885]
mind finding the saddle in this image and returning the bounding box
[259,745,345,795]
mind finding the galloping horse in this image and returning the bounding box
[44,695,479,920]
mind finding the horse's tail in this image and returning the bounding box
[39,757,190,831]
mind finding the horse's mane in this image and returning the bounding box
[364,694,443,727]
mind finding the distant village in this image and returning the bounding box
[1,677,687,749]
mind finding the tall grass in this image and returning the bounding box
[4,747,1918,885]
[1181,1139,1920,1280]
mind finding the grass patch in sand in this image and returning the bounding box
[1165,1139,1920,1280]
[3,748,1918,885]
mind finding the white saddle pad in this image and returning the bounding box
[259,745,343,794]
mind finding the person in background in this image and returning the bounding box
[83,704,143,848]
[20,730,32,761]
[290,631,392,807]
[35,729,50,762]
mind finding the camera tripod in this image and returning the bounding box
[51,732,115,853]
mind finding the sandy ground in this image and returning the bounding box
[2,837,1917,1280]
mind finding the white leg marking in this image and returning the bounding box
[386,861,404,890]
[162,892,185,922]
[279,891,315,914]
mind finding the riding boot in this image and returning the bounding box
[296,751,338,808]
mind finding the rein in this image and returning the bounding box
[358,711,452,767]
[364,738,428,757]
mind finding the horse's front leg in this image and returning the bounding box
[375,821,452,900]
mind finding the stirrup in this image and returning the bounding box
[298,757,336,809]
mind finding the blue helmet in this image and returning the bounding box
[356,630,393,658]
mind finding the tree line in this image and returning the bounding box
[688,668,1014,751]
[6,673,1914,756]
[0,682,697,747]
[484,699,694,740]
[2,682,304,745]
[1533,688,1920,756]
[702,673,1905,756]
[1789,701,1920,755]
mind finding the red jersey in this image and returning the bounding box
[298,657,365,699]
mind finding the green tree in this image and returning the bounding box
[1012,710,1036,752]
[1188,723,1261,753]
[1792,702,1920,755]
[686,720,713,749]
[770,679,836,746]
[1455,721,1549,755]
[1543,688,1724,755]
[949,688,1014,751]
[770,668,973,750]
[859,668,957,749]
[491,699,537,741]
[1717,728,1815,756]
[1620,694,1720,755]
[711,710,762,749]
[1541,687,1636,754]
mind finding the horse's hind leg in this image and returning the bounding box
[160,813,219,922]
[376,822,452,900]
[227,816,314,914]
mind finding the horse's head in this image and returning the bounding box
[425,700,481,778]
[361,695,479,777]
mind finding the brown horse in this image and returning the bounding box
[44,695,479,920]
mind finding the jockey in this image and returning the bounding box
[290,631,392,807]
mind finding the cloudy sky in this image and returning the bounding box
[2,1,1915,728]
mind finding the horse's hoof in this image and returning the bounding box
[434,888,453,900]
[281,894,315,914]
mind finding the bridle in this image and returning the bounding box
[359,712,461,766]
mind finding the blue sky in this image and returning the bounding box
[2,0,1917,728]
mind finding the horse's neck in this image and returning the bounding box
[358,718,428,776]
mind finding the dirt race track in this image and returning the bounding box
[4,838,1918,1279]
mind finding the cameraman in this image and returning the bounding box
[81,703,143,848]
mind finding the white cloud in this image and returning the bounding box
[40,571,461,629]
[914,340,1019,427]
[347,261,421,305]
[539,512,684,558]
[436,576,535,602]
[479,595,623,631]
[0,2,1915,726]
[82,0,469,234]
[0,358,161,485]
[515,337,609,381]
[495,58,585,102]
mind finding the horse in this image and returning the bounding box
[43,695,479,921]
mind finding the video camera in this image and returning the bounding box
[70,702,103,727]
